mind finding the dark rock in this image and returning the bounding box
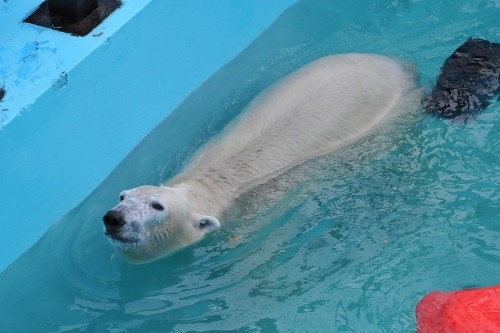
[424,38,500,119]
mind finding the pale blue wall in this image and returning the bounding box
[0,0,296,272]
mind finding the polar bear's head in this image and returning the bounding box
[103,185,220,263]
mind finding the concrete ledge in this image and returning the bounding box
[0,0,151,126]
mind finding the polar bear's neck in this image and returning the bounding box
[168,165,258,219]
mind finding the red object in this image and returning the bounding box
[416,286,500,333]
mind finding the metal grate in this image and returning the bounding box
[24,0,122,37]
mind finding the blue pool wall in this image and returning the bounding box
[0,0,296,272]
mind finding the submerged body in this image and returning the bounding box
[103,53,417,263]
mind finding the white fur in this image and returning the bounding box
[105,53,417,263]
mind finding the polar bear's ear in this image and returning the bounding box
[196,216,221,234]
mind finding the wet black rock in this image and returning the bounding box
[424,38,500,119]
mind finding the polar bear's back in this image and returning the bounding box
[172,54,416,207]
[234,54,412,151]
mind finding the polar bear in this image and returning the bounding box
[103,53,417,263]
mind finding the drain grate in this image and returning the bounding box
[24,0,122,37]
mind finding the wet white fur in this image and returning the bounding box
[108,53,417,263]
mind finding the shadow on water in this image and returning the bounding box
[1,0,499,332]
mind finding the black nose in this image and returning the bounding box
[103,210,125,230]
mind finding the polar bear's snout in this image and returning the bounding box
[103,204,144,244]
[103,210,126,231]
[103,209,134,244]
[102,208,142,245]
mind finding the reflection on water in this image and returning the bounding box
[1,0,499,332]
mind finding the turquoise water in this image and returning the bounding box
[1,0,499,332]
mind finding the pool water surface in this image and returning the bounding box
[1,0,499,332]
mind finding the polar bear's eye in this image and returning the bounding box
[119,195,124,201]
[151,202,164,211]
